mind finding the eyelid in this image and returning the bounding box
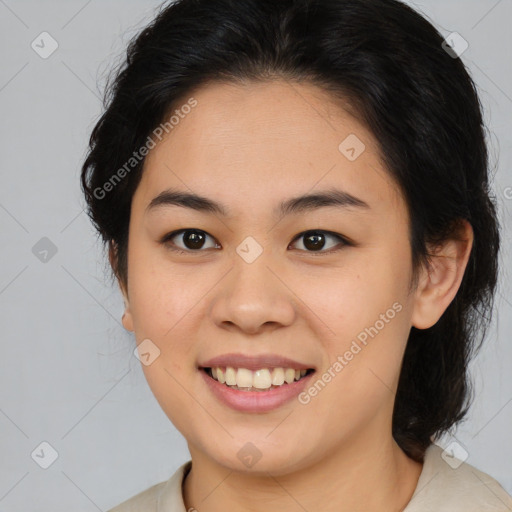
[161,228,351,255]
[288,230,350,254]
[160,228,219,252]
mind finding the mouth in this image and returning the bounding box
[200,366,316,392]
[197,353,317,412]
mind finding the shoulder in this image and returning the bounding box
[106,480,166,512]
[405,443,512,512]
[106,460,192,512]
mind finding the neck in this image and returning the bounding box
[182,428,423,512]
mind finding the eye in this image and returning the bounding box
[161,229,219,254]
[288,230,349,254]
[160,228,350,255]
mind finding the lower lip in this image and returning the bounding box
[200,368,314,413]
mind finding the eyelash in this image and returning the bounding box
[160,229,352,256]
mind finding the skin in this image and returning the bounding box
[115,79,473,512]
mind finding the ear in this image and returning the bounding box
[109,240,134,332]
[411,219,474,330]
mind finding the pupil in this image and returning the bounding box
[182,230,326,251]
[184,230,204,249]
[304,231,325,251]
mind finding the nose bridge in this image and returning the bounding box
[229,243,280,308]
[209,241,296,332]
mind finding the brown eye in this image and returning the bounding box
[161,228,349,256]
[289,230,349,254]
[162,229,219,253]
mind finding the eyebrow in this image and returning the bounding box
[145,187,371,217]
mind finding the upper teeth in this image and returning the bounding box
[210,367,308,389]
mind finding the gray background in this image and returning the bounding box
[0,0,511,510]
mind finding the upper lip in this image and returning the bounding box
[199,353,315,371]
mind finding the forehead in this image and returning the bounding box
[134,79,406,221]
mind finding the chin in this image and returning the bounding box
[202,439,309,476]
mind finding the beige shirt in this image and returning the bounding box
[107,443,512,511]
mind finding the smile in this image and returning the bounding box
[200,366,316,413]
[204,366,314,391]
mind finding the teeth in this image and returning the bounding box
[225,367,237,386]
[271,367,285,386]
[207,366,311,390]
[236,368,253,388]
[284,368,295,384]
[253,369,272,389]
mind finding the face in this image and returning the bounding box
[120,79,423,474]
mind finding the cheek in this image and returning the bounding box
[299,256,411,387]
[301,310,409,437]
[126,245,197,335]
[140,359,201,440]
[295,257,402,332]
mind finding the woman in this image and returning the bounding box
[80,0,512,510]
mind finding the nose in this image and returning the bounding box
[209,252,296,335]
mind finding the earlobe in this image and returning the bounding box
[119,275,135,331]
[120,287,134,332]
[109,239,134,332]
[122,304,134,332]
[411,220,474,330]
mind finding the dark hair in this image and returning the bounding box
[80,0,501,462]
